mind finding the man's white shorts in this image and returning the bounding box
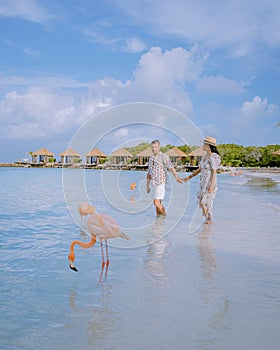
[153,184,165,200]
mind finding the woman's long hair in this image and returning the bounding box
[209,144,220,155]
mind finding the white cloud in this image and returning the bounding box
[114,128,129,138]
[0,0,51,23]
[87,46,202,114]
[0,45,208,141]
[229,96,279,144]
[0,87,77,139]
[241,96,278,119]
[99,124,182,153]
[196,76,245,95]
[124,37,147,53]
[23,48,41,58]
[0,72,89,90]
[197,95,280,145]
[109,0,280,55]
[0,81,120,140]
[133,46,207,91]
[201,124,219,138]
[84,27,147,53]
[2,44,278,147]
[83,28,122,49]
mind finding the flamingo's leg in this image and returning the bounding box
[100,240,105,282]
[105,239,110,279]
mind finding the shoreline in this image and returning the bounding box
[223,166,280,175]
[0,162,280,174]
[0,162,198,172]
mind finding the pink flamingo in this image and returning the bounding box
[78,202,94,228]
[68,204,129,281]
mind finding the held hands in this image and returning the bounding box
[176,177,183,184]
[182,175,192,183]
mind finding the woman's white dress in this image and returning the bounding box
[198,153,221,218]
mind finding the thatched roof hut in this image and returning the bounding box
[85,148,107,165]
[109,148,133,164]
[187,146,205,166]
[166,147,188,165]
[59,148,81,164]
[136,147,153,165]
[32,147,54,164]
[187,146,205,157]
[272,149,280,155]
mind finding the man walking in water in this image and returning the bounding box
[146,139,182,216]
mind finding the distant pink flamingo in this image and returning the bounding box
[130,182,137,190]
[68,204,129,281]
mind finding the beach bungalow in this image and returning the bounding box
[32,147,55,164]
[166,147,188,166]
[85,148,107,165]
[59,148,81,164]
[109,148,133,165]
[187,146,205,166]
[136,147,153,165]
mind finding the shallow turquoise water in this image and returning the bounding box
[0,167,279,350]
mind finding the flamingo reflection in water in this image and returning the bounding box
[68,204,129,281]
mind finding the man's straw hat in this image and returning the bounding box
[204,136,217,146]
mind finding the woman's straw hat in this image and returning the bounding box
[204,136,217,146]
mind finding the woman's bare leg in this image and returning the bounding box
[199,199,208,218]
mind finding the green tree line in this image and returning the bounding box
[217,144,280,167]
[126,143,280,167]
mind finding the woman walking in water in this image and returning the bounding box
[183,136,221,224]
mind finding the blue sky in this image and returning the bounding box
[0,0,279,162]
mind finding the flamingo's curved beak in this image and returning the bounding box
[69,265,78,272]
[69,259,78,272]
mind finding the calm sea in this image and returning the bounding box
[0,167,279,350]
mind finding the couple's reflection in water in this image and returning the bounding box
[143,216,170,287]
[196,224,218,299]
[195,223,231,343]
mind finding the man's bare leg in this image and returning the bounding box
[154,199,166,216]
